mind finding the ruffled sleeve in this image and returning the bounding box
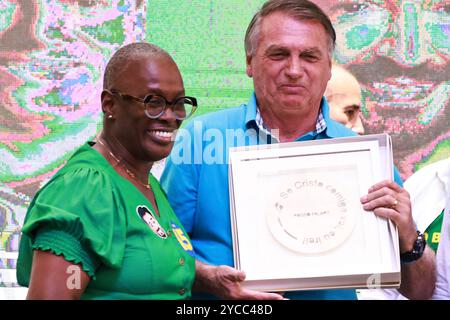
[17,166,127,285]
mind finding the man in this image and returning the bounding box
[162,0,435,299]
[325,64,364,135]
[312,0,449,178]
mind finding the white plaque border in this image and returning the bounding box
[228,134,400,291]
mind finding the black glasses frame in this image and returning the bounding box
[105,89,198,120]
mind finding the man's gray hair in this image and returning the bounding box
[244,0,336,58]
[103,42,170,89]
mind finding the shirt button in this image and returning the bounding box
[179,257,185,266]
[179,288,186,296]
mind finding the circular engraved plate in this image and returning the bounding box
[266,178,356,254]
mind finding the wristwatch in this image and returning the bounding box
[400,231,426,263]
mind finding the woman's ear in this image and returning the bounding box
[101,90,115,119]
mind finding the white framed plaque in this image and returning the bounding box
[229,134,400,291]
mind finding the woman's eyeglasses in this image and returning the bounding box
[105,89,198,120]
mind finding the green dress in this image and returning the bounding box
[17,142,195,299]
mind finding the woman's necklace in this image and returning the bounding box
[96,139,151,191]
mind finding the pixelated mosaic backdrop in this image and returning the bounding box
[0,0,449,293]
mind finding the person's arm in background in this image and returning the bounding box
[432,190,450,299]
[361,179,436,299]
[27,250,90,299]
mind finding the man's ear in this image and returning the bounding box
[101,90,115,117]
[246,55,253,78]
[327,58,332,81]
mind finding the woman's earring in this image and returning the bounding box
[107,114,113,119]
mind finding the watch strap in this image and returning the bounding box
[400,231,426,264]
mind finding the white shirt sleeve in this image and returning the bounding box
[432,186,450,299]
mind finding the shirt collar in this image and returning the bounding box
[245,92,340,140]
[320,97,343,138]
[244,92,258,128]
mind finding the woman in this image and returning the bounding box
[16,43,198,299]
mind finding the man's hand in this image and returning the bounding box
[360,179,436,299]
[193,260,284,300]
[360,179,417,252]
